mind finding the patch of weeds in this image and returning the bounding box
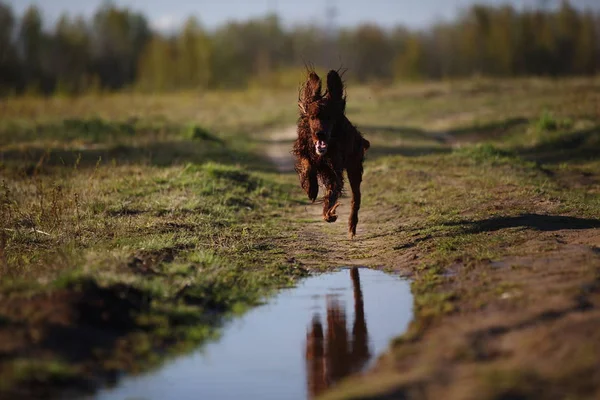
[414,291,457,317]
[412,267,443,296]
[161,262,194,277]
[181,324,220,343]
[224,194,254,208]
[51,269,87,290]
[0,277,43,295]
[201,163,257,190]
[3,359,79,387]
[180,275,259,312]
[150,303,204,326]
[534,110,572,132]
[127,277,172,300]
[115,233,196,253]
[536,110,559,131]
[183,124,224,144]
[410,263,458,317]
[455,143,519,165]
[264,263,310,285]
[187,249,222,266]
[436,235,467,254]
[0,118,147,145]
[479,368,547,400]
[183,163,271,205]
[63,118,136,138]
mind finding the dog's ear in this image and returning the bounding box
[326,70,344,102]
[299,72,321,114]
[304,71,322,99]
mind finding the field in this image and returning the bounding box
[1,77,600,399]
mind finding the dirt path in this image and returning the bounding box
[263,126,297,173]
[262,126,393,269]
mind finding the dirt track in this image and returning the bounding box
[263,125,383,268]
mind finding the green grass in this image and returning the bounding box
[1,359,79,389]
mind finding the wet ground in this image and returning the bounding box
[93,268,412,400]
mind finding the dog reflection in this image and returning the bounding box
[305,268,370,398]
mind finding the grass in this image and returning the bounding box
[1,76,600,399]
[0,88,307,397]
[1,359,79,389]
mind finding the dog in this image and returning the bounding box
[293,69,370,238]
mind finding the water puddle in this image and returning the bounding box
[94,268,412,400]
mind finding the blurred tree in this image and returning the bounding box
[0,0,599,96]
[425,23,459,78]
[137,35,176,91]
[211,14,287,88]
[289,25,328,68]
[394,34,426,80]
[53,14,91,94]
[456,5,492,76]
[339,24,393,82]
[176,16,212,89]
[18,5,45,92]
[0,3,19,94]
[90,3,150,89]
[532,10,558,75]
[556,0,579,74]
[572,9,597,74]
[487,6,517,76]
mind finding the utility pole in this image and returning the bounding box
[324,0,338,67]
[268,0,278,16]
[326,0,338,33]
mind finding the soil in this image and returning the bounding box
[0,281,148,399]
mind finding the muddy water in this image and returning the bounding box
[95,268,412,400]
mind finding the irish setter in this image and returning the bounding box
[293,69,370,238]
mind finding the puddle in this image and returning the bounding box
[93,268,412,400]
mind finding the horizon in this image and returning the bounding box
[5,0,600,32]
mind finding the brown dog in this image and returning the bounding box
[293,69,370,238]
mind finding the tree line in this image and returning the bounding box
[0,0,598,96]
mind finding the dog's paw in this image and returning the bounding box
[348,225,357,239]
[323,202,340,223]
[308,187,318,202]
[324,213,338,223]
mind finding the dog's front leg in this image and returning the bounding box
[296,157,318,202]
[322,167,343,223]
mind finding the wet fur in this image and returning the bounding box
[293,69,370,238]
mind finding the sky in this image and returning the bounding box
[6,0,600,31]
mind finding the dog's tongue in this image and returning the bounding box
[317,140,327,148]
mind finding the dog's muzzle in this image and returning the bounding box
[315,140,328,155]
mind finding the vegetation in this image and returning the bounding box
[0,88,305,397]
[1,66,600,398]
[0,1,599,96]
